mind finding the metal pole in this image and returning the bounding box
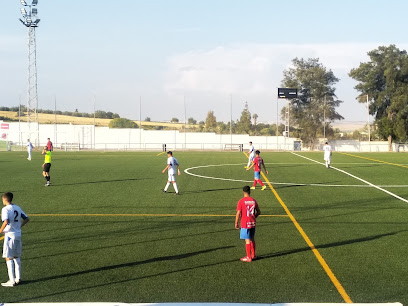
[287,99,290,138]
[276,96,278,150]
[139,96,142,149]
[367,94,370,142]
[367,94,371,152]
[323,95,326,139]
[184,95,186,150]
[230,94,232,146]
[18,96,21,149]
[93,95,96,149]
[54,95,57,147]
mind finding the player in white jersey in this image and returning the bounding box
[26,139,33,161]
[162,151,181,195]
[246,141,256,168]
[323,141,332,168]
[1,192,29,287]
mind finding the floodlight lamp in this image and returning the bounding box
[32,8,37,16]
[19,18,27,26]
[20,8,27,16]
[26,17,32,24]
[32,0,38,5]
[20,0,27,6]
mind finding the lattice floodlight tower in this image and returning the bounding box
[19,0,40,143]
[278,88,297,138]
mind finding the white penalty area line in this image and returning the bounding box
[292,152,408,204]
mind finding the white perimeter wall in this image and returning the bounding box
[2,121,406,152]
[0,121,296,151]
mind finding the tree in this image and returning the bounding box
[352,130,361,141]
[252,113,258,126]
[188,117,197,125]
[171,117,179,123]
[205,111,217,131]
[109,118,137,128]
[281,58,344,149]
[216,121,228,134]
[145,117,151,122]
[349,45,408,150]
[252,113,258,134]
[236,102,252,134]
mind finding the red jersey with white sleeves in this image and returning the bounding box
[237,196,259,229]
[253,156,263,172]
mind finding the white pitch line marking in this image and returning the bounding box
[184,164,408,188]
[291,152,408,203]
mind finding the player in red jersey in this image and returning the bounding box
[246,150,268,190]
[46,138,53,151]
[235,185,261,262]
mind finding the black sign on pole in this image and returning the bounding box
[278,88,298,99]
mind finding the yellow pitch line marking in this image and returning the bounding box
[244,152,352,303]
[29,213,288,218]
[340,152,408,169]
[156,151,166,156]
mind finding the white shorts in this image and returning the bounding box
[324,154,331,162]
[168,173,176,182]
[249,153,255,161]
[2,235,22,258]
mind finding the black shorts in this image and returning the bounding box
[43,163,51,172]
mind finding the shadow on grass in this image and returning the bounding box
[25,223,236,260]
[51,177,152,186]
[181,186,243,194]
[13,248,240,303]
[11,232,403,302]
[258,230,404,260]
[22,246,234,285]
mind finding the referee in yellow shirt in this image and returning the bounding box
[41,146,52,186]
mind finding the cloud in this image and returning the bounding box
[162,42,408,122]
[164,42,408,97]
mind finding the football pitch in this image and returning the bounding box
[1,150,408,304]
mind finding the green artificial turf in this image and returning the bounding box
[0,150,408,304]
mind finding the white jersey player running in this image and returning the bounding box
[1,192,29,287]
[246,141,255,168]
[162,151,181,195]
[323,141,332,168]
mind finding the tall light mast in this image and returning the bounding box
[19,0,40,144]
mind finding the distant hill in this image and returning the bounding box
[332,121,367,132]
[0,111,194,130]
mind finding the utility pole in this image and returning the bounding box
[230,94,232,146]
[323,95,326,139]
[19,0,41,145]
[367,94,370,144]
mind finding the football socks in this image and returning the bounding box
[13,258,21,281]
[164,182,170,192]
[6,260,15,283]
[245,244,251,258]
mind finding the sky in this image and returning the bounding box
[1,0,408,125]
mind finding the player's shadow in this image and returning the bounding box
[14,251,241,302]
[22,246,234,286]
[53,178,152,186]
[257,230,404,261]
[25,224,236,260]
[182,187,243,194]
